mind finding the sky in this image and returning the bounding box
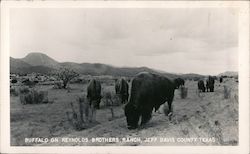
[9,8,238,75]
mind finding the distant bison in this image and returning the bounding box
[206,76,215,92]
[174,78,185,89]
[219,77,223,83]
[124,72,176,129]
[115,78,129,104]
[87,79,102,109]
[198,80,206,92]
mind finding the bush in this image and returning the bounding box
[223,85,231,99]
[23,80,36,88]
[180,87,188,99]
[11,79,18,84]
[102,91,115,118]
[20,90,49,105]
[66,98,89,131]
[10,87,18,96]
[19,87,30,94]
[53,81,63,89]
[56,67,79,89]
[102,91,113,106]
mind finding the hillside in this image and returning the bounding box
[10,53,172,77]
[218,71,238,77]
[21,52,60,69]
[10,57,31,74]
[10,52,231,79]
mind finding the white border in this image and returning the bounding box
[1,1,249,154]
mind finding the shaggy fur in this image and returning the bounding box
[125,72,175,129]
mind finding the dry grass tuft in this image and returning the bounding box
[180,87,188,99]
[20,89,48,105]
[223,85,231,99]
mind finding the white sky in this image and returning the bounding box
[10,8,238,75]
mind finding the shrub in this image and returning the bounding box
[23,80,36,88]
[66,100,88,131]
[10,87,18,96]
[56,67,79,89]
[11,79,18,84]
[223,85,231,99]
[180,87,188,99]
[53,81,63,89]
[102,91,113,106]
[102,91,115,118]
[19,87,30,94]
[20,89,49,105]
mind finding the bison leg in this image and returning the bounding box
[84,103,90,123]
[211,86,214,92]
[141,109,152,125]
[122,94,129,104]
[89,104,97,122]
[78,100,84,123]
[168,96,174,113]
[167,94,174,117]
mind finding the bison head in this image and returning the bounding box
[124,103,140,129]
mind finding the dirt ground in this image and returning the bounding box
[10,78,238,146]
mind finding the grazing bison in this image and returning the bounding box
[86,79,102,122]
[206,76,215,92]
[124,72,176,129]
[87,79,102,109]
[115,78,129,104]
[198,80,206,92]
[174,78,185,89]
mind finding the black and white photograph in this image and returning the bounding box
[1,1,249,154]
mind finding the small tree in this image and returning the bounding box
[57,67,79,89]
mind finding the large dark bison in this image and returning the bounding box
[86,79,102,122]
[124,72,176,129]
[87,79,102,109]
[198,80,206,92]
[206,76,215,92]
[115,78,129,104]
[174,78,185,89]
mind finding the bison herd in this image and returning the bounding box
[84,72,225,130]
[198,76,215,92]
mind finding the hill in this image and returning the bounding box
[10,52,226,79]
[10,52,172,77]
[10,57,31,74]
[21,52,60,69]
[218,71,238,77]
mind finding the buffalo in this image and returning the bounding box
[115,78,129,104]
[198,80,206,92]
[87,79,102,109]
[174,78,185,89]
[206,76,215,92]
[219,77,223,83]
[86,79,101,123]
[124,72,176,129]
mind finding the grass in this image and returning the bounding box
[10,79,238,146]
[11,82,122,145]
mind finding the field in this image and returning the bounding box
[10,78,238,146]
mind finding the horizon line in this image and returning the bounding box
[10,52,238,76]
